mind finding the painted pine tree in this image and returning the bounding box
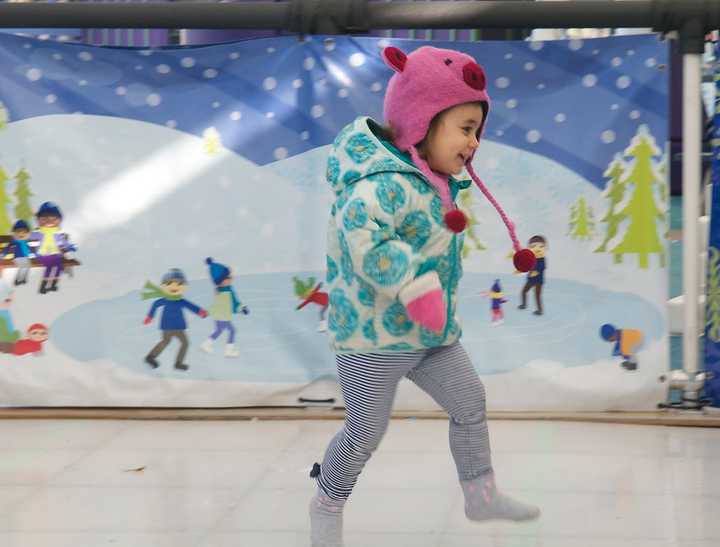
[595,154,627,259]
[611,125,665,269]
[0,167,12,234]
[13,167,34,227]
[706,247,720,342]
[656,143,670,239]
[458,187,486,258]
[0,102,7,130]
[568,196,595,240]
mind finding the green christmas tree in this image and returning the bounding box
[706,247,720,342]
[0,101,8,130]
[568,196,595,240]
[458,187,486,258]
[0,167,13,235]
[13,167,34,227]
[595,154,627,260]
[611,125,666,269]
[656,143,670,239]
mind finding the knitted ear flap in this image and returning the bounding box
[408,146,467,233]
[382,47,407,73]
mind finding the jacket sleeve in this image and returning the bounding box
[336,175,440,302]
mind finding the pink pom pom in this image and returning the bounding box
[444,209,467,233]
[513,249,537,272]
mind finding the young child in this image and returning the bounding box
[142,268,208,371]
[600,323,643,370]
[481,279,508,326]
[2,220,33,286]
[13,323,49,356]
[200,257,248,357]
[310,46,539,546]
[29,202,77,294]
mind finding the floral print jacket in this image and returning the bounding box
[325,116,470,353]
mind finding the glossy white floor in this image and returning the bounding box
[0,418,717,547]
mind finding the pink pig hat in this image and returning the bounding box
[382,45,535,272]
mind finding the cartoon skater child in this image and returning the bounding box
[293,276,329,332]
[518,235,547,316]
[142,268,208,371]
[600,323,644,371]
[29,202,77,294]
[13,323,49,356]
[0,280,20,354]
[200,257,249,358]
[481,279,508,326]
[2,220,34,286]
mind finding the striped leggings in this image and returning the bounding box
[316,341,492,501]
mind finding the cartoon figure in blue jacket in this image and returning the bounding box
[2,220,33,286]
[142,268,208,371]
[600,323,644,371]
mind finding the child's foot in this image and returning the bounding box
[317,319,328,332]
[309,491,344,547]
[533,310,543,316]
[517,304,526,310]
[174,363,189,371]
[39,280,49,294]
[145,356,159,369]
[621,360,637,371]
[224,344,239,358]
[461,473,540,522]
[200,339,214,354]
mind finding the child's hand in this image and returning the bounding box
[143,316,152,325]
[241,305,250,315]
[399,272,446,333]
[199,309,208,318]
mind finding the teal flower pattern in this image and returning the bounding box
[345,134,377,164]
[355,274,376,307]
[363,245,409,286]
[398,211,432,252]
[333,124,353,148]
[382,301,414,336]
[370,158,403,173]
[408,174,432,195]
[371,225,397,245]
[329,289,359,342]
[380,342,415,351]
[430,195,445,225]
[376,179,406,215]
[326,255,338,283]
[338,231,354,286]
[342,170,362,185]
[420,327,446,348]
[343,199,368,232]
[327,156,340,188]
[362,319,378,344]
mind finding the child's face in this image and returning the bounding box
[13,229,30,240]
[29,328,48,342]
[38,215,61,228]
[421,103,485,176]
[529,242,546,258]
[162,281,186,296]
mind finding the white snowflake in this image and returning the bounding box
[529,41,544,51]
[303,57,316,71]
[593,49,600,55]
[537,83,546,90]
[229,111,242,121]
[292,79,303,89]
[266,112,275,119]
[311,105,325,118]
[300,131,310,141]
[58,35,71,42]
[610,103,619,110]
[582,74,598,87]
[203,68,218,79]
[611,57,623,67]
[45,94,57,104]
[212,101,221,108]
[274,147,289,160]
[645,58,657,68]
[555,113,567,123]
[524,62,536,71]
[505,99,518,109]
[166,120,177,128]
[338,88,349,98]
[504,53,513,60]
[568,39,584,51]
[22,44,31,49]
[616,76,631,89]
[116,86,127,96]
[526,130,541,143]
[267,47,276,54]
[324,38,336,52]
[601,130,616,144]
[495,77,510,89]
[377,39,391,48]
[52,53,63,61]
[229,52,240,60]
[135,65,143,71]
[180,57,196,68]
[495,129,504,136]
[78,80,88,86]
[263,77,277,91]
[627,49,635,56]
[139,50,153,57]
[26,68,42,82]
[156,64,171,74]
[146,94,162,107]
[370,82,383,92]
[349,53,366,67]
[629,110,641,120]
[78,51,93,61]
[38,34,50,41]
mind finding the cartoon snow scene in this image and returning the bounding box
[0,33,669,411]
[600,323,644,371]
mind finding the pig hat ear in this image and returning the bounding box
[382,47,407,73]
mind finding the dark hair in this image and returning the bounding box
[528,235,547,245]
[416,101,489,157]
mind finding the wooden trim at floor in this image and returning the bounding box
[0,407,718,427]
